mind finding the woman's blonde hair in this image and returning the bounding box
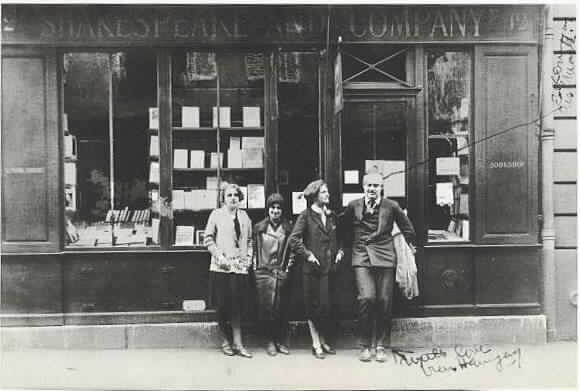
[219,182,244,204]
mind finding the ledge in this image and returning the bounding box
[1,315,547,350]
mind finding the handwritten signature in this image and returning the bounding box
[392,345,522,376]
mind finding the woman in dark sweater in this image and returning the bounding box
[288,179,344,359]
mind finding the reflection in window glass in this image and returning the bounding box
[63,51,158,247]
[426,50,471,242]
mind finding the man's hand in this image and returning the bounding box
[335,249,344,264]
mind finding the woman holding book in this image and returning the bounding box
[204,182,253,358]
[252,193,294,356]
[288,179,344,359]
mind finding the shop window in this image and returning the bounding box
[63,50,158,248]
[342,45,409,86]
[278,51,320,216]
[171,50,265,247]
[426,50,472,242]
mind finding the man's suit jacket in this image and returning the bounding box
[288,207,339,275]
[342,197,415,268]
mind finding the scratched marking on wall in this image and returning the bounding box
[552,19,576,114]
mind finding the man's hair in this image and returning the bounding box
[363,172,383,186]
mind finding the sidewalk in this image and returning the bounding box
[0,342,576,390]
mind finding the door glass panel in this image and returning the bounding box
[342,101,407,209]
[278,52,320,217]
[426,50,472,242]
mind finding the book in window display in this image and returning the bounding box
[182,106,200,128]
[149,107,159,129]
[174,149,189,169]
[212,107,231,128]
[175,225,195,246]
[189,150,205,169]
[149,161,160,183]
[210,152,224,168]
[247,184,265,209]
[242,148,263,168]
[149,135,159,157]
[242,106,261,127]
[227,147,242,168]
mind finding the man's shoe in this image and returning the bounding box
[276,343,290,355]
[359,347,372,362]
[266,341,278,356]
[375,346,388,362]
[221,342,235,356]
[321,343,336,355]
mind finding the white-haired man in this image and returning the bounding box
[342,172,416,362]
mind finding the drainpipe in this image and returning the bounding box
[540,4,557,341]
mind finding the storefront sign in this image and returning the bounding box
[1,5,540,45]
[1,6,325,44]
[336,6,540,42]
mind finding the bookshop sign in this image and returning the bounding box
[335,5,540,42]
[1,5,325,45]
[1,5,540,46]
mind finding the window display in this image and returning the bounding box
[171,50,265,247]
[63,51,158,247]
[426,50,472,242]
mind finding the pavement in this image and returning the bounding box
[0,342,577,390]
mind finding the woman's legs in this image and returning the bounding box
[307,319,322,349]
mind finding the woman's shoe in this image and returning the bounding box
[311,346,326,359]
[276,343,290,355]
[233,345,253,358]
[266,341,278,356]
[221,342,235,356]
[321,343,336,355]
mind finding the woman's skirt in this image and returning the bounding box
[254,268,288,321]
[302,272,330,321]
[210,271,250,317]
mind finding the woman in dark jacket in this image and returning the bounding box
[288,179,344,359]
[252,193,294,356]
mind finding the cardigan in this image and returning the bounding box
[204,207,253,274]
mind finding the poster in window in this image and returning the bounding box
[245,53,265,81]
[186,51,217,81]
[279,52,301,83]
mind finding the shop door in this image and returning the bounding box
[338,94,421,318]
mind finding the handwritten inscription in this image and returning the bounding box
[393,345,522,376]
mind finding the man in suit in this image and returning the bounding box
[342,172,416,362]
